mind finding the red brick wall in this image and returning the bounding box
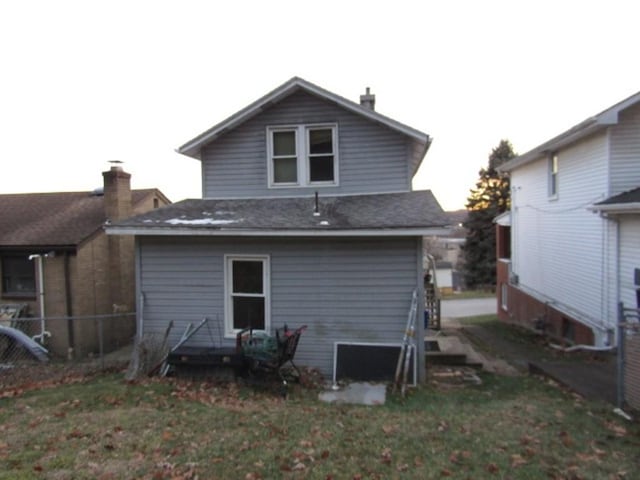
[502,285,594,345]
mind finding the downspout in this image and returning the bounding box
[548,342,616,353]
[615,214,621,345]
[29,253,53,344]
[64,252,75,359]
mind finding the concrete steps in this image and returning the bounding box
[425,335,484,368]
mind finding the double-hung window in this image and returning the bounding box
[268,124,337,187]
[271,130,298,184]
[549,153,558,198]
[224,255,270,336]
[1,255,36,297]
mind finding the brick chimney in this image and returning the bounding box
[102,164,135,322]
[102,165,132,222]
[359,87,376,110]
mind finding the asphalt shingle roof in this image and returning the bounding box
[110,191,448,234]
[595,187,640,206]
[0,190,158,247]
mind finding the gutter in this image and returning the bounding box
[590,202,640,214]
[105,227,451,238]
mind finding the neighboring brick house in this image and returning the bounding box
[107,77,449,382]
[0,167,170,358]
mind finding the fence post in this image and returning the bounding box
[98,316,104,370]
[617,302,625,409]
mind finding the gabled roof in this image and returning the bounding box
[106,191,449,237]
[177,77,431,176]
[590,186,640,215]
[445,209,468,227]
[500,90,640,173]
[0,189,163,249]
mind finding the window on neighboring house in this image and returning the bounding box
[224,255,270,336]
[500,282,508,311]
[268,124,337,187]
[1,255,36,297]
[549,154,558,197]
[561,317,575,342]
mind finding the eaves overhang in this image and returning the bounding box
[589,202,640,215]
[499,90,640,174]
[499,118,603,173]
[105,226,450,238]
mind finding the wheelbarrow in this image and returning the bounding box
[236,324,307,396]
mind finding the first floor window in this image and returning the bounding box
[1,255,36,296]
[224,255,270,335]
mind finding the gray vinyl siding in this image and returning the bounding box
[137,236,420,378]
[201,90,412,198]
[609,102,640,196]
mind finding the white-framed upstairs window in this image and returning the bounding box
[267,124,338,188]
[548,153,559,199]
[224,255,270,337]
[270,129,299,185]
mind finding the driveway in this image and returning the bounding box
[440,297,496,318]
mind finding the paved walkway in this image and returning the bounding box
[439,314,618,406]
[440,297,496,318]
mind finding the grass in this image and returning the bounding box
[456,314,612,366]
[1,369,639,479]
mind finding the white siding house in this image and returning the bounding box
[499,92,640,348]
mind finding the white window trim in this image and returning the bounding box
[267,127,299,187]
[223,254,271,338]
[548,154,559,200]
[267,123,338,188]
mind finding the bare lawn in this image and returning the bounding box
[1,363,639,479]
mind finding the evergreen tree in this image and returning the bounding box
[462,140,515,290]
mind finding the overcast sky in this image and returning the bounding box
[1,0,638,211]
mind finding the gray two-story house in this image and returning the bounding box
[107,77,448,382]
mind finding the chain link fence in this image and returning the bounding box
[617,303,640,412]
[0,313,139,394]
